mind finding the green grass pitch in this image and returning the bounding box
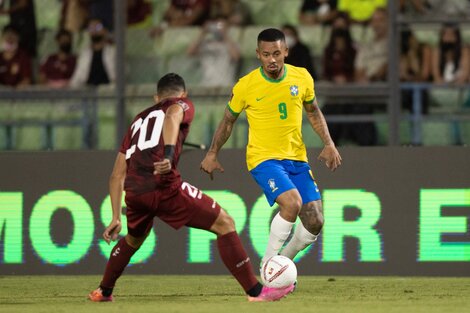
[1,276,469,313]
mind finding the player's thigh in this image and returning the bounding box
[125,192,157,239]
[250,160,297,207]
[290,161,321,204]
[209,208,236,235]
[159,182,221,231]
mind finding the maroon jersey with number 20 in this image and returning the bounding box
[120,97,194,195]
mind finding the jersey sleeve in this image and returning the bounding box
[176,99,194,125]
[227,79,246,115]
[302,68,315,104]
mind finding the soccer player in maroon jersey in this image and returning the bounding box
[88,73,295,302]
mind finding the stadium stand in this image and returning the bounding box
[0,1,470,150]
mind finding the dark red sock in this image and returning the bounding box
[100,237,138,288]
[217,231,259,293]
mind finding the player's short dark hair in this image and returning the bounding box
[257,28,285,45]
[157,73,186,96]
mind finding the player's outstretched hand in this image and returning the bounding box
[318,144,342,171]
[154,159,172,175]
[200,151,224,180]
[103,219,122,245]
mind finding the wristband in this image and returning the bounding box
[164,145,175,162]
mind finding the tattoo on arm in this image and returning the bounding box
[209,108,238,153]
[304,101,334,146]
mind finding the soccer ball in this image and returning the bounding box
[260,255,297,288]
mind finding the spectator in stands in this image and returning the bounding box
[210,0,252,26]
[150,0,211,37]
[89,0,114,32]
[166,0,211,26]
[0,24,32,87]
[60,0,89,33]
[426,0,470,17]
[337,0,386,24]
[431,23,469,84]
[281,24,316,78]
[127,0,153,27]
[399,0,430,15]
[69,18,116,87]
[299,0,338,25]
[187,16,241,87]
[323,27,356,82]
[321,14,361,145]
[355,7,388,82]
[350,7,389,146]
[39,29,77,89]
[400,27,432,113]
[0,0,37,57]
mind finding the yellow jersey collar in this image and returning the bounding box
[259,65,287,83]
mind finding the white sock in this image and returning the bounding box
[262,213,294,264]
[280,221,318,259]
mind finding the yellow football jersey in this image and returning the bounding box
[228,64,315,170]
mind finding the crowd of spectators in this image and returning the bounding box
[1,0,470,145]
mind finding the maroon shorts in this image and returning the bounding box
[124,181,221,238]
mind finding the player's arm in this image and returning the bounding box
[154,104,184,175]
[304,99,342,171]
[104,152,127,244]
[200,107,238,179]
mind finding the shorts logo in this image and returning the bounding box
[290,85,299,96]
[112,247,121,257]
[268,179,278,192]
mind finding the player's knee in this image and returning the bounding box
[125,234,146,249]
[211,210,236,235]
[300,205,324,234]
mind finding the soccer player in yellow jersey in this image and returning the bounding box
[201,28,342,268]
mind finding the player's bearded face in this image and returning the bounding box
[257,40,288,78]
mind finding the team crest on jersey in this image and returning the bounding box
[177,100,189,111]
[268,179,278,192]
[290,85,299,96]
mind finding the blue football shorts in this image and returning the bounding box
[250,159,321,207]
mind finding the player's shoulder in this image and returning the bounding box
[236,66,262,87]
[286,64,314,83]
[286,64,310,77]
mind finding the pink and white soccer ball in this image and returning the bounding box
[260,255,297,288]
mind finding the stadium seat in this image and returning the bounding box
[350,24,374,45]
[429,88,463,113]
[165,55,202,86]
[298,25,329,58]
[242,0,302,26]
[35,0,60,29]
[157,26,201,57]
[126,27,157,57]
[422,121,455,146]
[96,100,117,150]
[9,102,53,150]
[459,121,470,145]
[462,23,470,44]
[127,56,162,84]
[410,23,440,46]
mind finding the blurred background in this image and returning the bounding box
[0,0,470,151]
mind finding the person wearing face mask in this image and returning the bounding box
[39,29,77,88]
[431,23,469,84]
[69,18,116,88]
[0,24,32,87]
[281,24,316,78]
